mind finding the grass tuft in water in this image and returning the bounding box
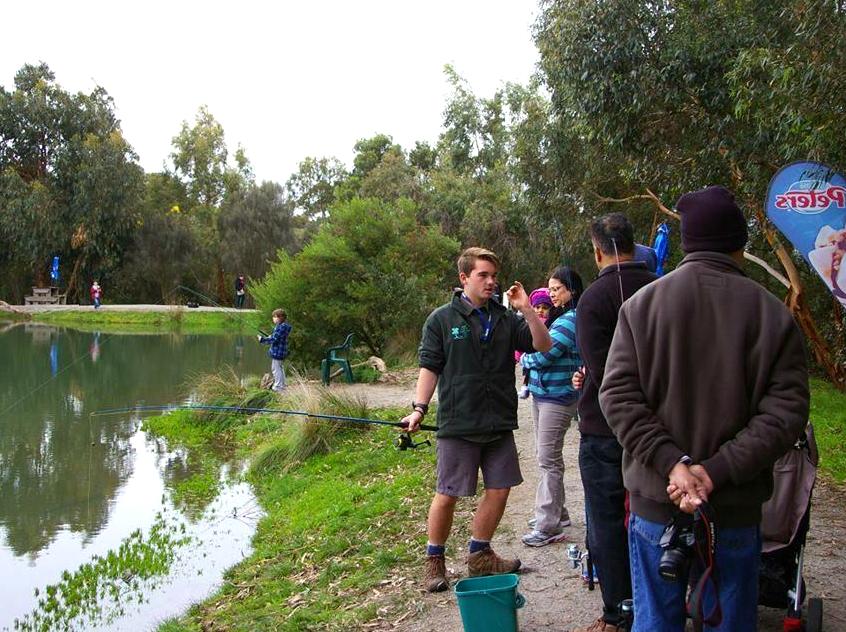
[14,514,192,632]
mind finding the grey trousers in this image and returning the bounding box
[271,359,287,391]
[531,398,576,532]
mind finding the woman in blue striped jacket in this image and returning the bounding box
[520,265,584,547]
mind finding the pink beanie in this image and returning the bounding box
[529,288,552,308]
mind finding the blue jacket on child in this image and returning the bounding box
[260,322,291,360]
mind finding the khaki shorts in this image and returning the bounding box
[436,432,523,497]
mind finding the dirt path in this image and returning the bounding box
[338,373,846,631]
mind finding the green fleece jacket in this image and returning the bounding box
[419,290,536,438]
[599,252,809,527]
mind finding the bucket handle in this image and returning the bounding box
[478,590,527,610]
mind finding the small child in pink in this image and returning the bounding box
[518,287,553,399]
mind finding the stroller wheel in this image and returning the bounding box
[805,597,823,632]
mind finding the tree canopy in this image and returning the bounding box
[2,5,845,378]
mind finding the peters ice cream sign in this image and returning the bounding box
[766,162,846,308]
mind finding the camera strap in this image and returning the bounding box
[686,504,722,632]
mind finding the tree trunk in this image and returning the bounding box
[66,256,84,302]
[751,205,845,389]
[216,264,227,305]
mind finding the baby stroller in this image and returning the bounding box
[759,423,823,631]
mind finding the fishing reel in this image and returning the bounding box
[395,432,432,451]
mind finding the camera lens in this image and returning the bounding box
[659,548,690,582]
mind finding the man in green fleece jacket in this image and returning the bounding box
[599,186,809,631]
[402,246,552,592]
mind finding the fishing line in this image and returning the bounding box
[175,285,267,336]
[0,286,189,417]
[611,238,625,304]
[90,404,438,432]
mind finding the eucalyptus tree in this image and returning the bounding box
[169,106,254,301]
[284,156,347,221]
[0,63,143,301]
[534,0,846,381]
[219,181,300,285]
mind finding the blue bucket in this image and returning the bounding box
[454,573,526,632]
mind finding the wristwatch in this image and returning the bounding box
[412,401,429,416]
[678,455,693,466]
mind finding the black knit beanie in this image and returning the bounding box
[677,185,748,253]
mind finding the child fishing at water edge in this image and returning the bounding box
[258,308,292,392]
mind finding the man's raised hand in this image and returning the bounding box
[506,281,530,311]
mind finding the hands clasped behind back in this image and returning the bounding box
[667,463,714,514]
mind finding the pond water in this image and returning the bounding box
[0,321,269,630]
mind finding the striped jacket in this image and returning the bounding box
[520,309,581,404]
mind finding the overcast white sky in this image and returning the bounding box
[2,0,540,184]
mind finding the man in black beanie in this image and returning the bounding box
[599,185,809,631]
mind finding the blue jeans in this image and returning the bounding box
[628,512,760,632]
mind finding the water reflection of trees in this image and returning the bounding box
[0,324,262,555]
[149,433,249,521]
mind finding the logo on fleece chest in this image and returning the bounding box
[450,323,471,341]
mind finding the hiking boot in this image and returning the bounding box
[521,529,568,547]
[423,554,448,592]
[466,548,521,577]
[572,617,621,632]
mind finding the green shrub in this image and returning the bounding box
[250,196,459,364]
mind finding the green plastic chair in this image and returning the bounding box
[321,333,354,385]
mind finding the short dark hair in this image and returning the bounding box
[272,308,287,321]
[590,213,635,256]
[549,266,584,309]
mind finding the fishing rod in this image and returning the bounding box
[175,285,269,337]
[91,404,437,450]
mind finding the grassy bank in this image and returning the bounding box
[145,377,442,631]
[32,309,261,333]
[810,377,846,483]
[144,373,844,630]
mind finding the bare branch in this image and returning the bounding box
[743,252,789,288]
[593,187,791,288]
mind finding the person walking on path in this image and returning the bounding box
[571,214,657,632]
[402,247,552,593]
[258,308,292,392]
[90,281,103,309]
[600,186,809,631]
[520,266,583,547]
[234,275,246,309]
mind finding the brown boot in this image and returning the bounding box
[423,554,448,592]
[572,617,622,632]
[466,547,521,577]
